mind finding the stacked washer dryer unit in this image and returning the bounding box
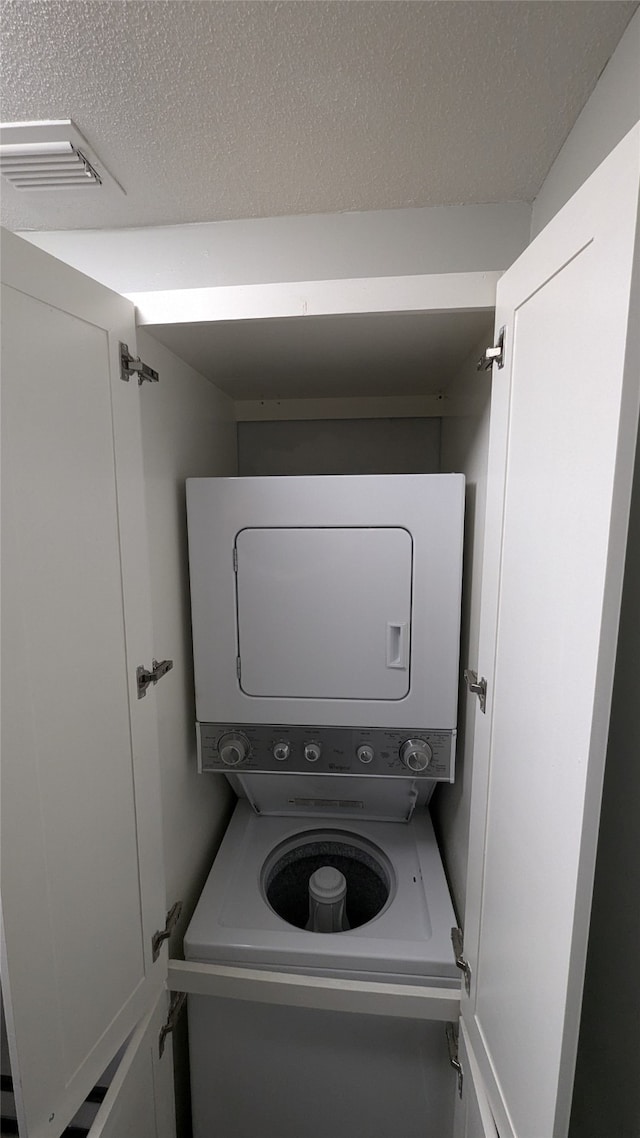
[185,474,465,1138]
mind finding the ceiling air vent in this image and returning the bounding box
[1,140,101,190]
[0,120,124,195]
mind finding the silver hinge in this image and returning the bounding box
[445,1022,464,1098]
[452,927,472,997]
[464,668,487,714]
[120,342,159,386]
[137,658,174,699]
[233,548,238,572]
[477,325,506,371]
[159,991,187,1058]
[152,900,183,962]
[236,656,242,680]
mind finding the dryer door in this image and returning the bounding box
[235,527,412,701]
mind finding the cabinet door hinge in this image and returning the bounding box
[236,656,242,680]
[451,927,472,996]
[445,1022,464,1098]
[159,991,187,1058]
[464,668,487,713]
[137,658,174,699]
[120,342,159,386]
[233,547,238,572]
[477,325,506,371]
[152,900,183,962]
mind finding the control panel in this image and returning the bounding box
[197,723,455,781]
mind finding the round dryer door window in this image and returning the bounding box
[261,830,395,932]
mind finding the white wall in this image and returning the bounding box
[432,341,492,921]
[531,8,640,236]
[22,202,530,295]
[238,417,441,477]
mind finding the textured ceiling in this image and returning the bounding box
[0,1,636,231]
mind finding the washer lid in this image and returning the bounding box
[233,772,421,822]
[235,527,412,701]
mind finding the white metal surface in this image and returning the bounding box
[235,527,412,700]
[462,125,640,1138]
[184,800,458,984]
[187,473,464,728]
[228,767,435,821]
[187,993,455,1138]
[0,230,168,1138]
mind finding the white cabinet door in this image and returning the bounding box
[452,1023,498,1138]
[235,527,412,699]
[1,230,169,1138]
[461,125,640,1138]
[87,990,176,1138]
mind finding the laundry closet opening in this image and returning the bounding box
[138,292,497,1138]
[143,299,497,923]
[143,298,496,922]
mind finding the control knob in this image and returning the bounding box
[304,742,322,763]
[356,744,375,764]
[273,741,290,762]
[218,732,250,767]
[400,738,432,773]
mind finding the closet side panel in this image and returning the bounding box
[433,340,492,919]
[136,330,237,1137]
[137,329,237,937]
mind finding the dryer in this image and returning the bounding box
[186,473,464,735]
[184,474,465,1138]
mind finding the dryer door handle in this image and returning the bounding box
[386,623,408,669]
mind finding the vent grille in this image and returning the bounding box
[0,120,124,197]
[0,140,102,190]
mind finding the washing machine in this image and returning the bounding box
[184,474,465,1138]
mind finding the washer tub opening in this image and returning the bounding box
[261,830,395,932]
